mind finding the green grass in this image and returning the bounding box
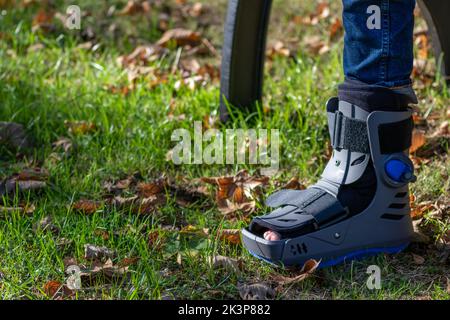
[0,0,449,300]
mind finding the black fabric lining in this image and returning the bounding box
[379,118,414,154]
[338,78,418,112]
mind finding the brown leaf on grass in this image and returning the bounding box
[32,9,55,33]
[295,2,330,26]
[148,230,162,248]
[219,229,241,245]
[33,216,60,234]
[412,253,425,265]
[283,177,306,190]
[203,113,219,130]
[0,168,48,196]
[157,28,202,48]
[0,204,35,217]
[431,121,449,138]
[43,280,62,297]
[107,176,209,214]
[187,2,205,18]
[412,58,435,88]
[43,280,74,299]
[267,41,291,59]
[107,84,132,96]
[64,120,97,136]
[118,257,140,268]
[201,170,269,216]
[52,137,73,155]
[410,196,436,220]
[0,121,33,151]
[209,255,241,274]
[117,45,167,68]
[315,2,330,20]
[138,195,168,214]
[303,35,330,55]
[111,194,166,215]
[237,282,275,301]
[103,172,142,195]
[16,168,48,181]
[271,259,320,285]
[411,219,431,244]
[118,0,151,16]
[72,200,103,215]
[94,229,110,241]
[84,244,116,261]
[74,259,130,286]
[329,18,343,41]
[410,129,427,153]
[137,179,167,197]
[415,34,429,60]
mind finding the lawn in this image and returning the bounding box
[0,0,449,300]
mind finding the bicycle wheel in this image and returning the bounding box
[418,0,450,79]
[219,0,272,122]
[219,0,450,122]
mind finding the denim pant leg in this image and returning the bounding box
[339,0,418,112]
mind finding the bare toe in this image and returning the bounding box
[264,230,281,241]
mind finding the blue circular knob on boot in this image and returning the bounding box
[385,159,416,183]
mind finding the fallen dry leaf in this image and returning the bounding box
[117,45,166,68]
[94,229,110,241]
[0,204,35,217]
[0,121,33,151]
[64,120,97,136]
[0,168,48,196]
[52,137,73,155]
[415,34,429,60]
[137,179,167,197]
[329,18,343,41]
[267,41,291,59]
[33,216,60,234]
[411,129,427,153]
[283,177,306,190]
[410,200,436,220]
[412,253,425,265]
[303,35,330,55]
[43,280,62,297]
[271,259,320,285]
[219,229,241,245]
[157,28,202,48]
[75,259,130,285]
[209,255,241,274]
[84,244,116,261]
[32,9,55,33]
[72,200,103,215]
[118,0,151,16]
[118,257,140,268]
[201,170,269,216]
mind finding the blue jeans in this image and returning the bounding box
[339,0,417,111]
[343,0,416,87]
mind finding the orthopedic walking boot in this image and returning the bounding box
[242,98,416,268]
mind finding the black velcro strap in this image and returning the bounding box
[332,112,370,154]
[379,117,413,154]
